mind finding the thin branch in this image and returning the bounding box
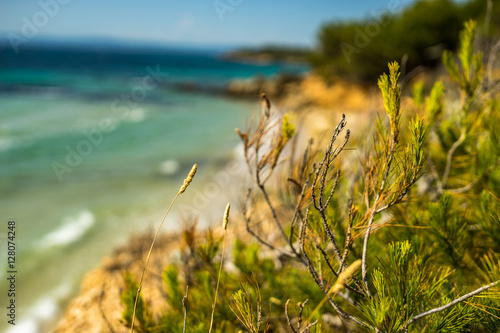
[182,286,189,333]
[308,124,350,268]
[316,244,364,296]
[285,299,297,333]
[406,280,500,326]
[361,197,379,296]
[315,244,325,290]
[325,297,371,329]
[486,39,500,86]
[374,181,415,214]
[289,169,314,254]
[379,135,397,195]
[325,169,342,212]
[300,209,323,288]
[257,183,292,252]
[301,209,370,329]
[242,188,290,255]
[361,130,397,294]
[445,155,500,194]
[440,129,466,192]
[285,299,298,333]
[316,244,339,278]
[297,299,308,331]
[300,320,319,333]
[427,158,442,187]
[338,202,354,274]
[318,198,344,263]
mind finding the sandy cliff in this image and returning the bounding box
[52,233,180,333]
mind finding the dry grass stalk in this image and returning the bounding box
[129,164,197,333]
[209,203,231,333]
[329,259,362,295]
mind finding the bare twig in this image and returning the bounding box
[300,320,320,333]
[297,299,308,330]
[439,129,466,192]
[338,202,355,273]
[289,169,314,255]
[285,299,319,333]
[361,126,398,294]
[361,198,379,295]
[315,244,364,296]
[285,299,298,333]
[486,40,500,87]
[310,120,350,267]
[406,280,500,326]
[300,208,371,329]
[242,188,293,255]
[182,286,188,333]
[299,208,323,288]
[316,244,338,279]
[258,183,294,253]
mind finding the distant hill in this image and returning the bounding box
[220,45,310,64]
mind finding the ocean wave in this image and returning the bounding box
[36,210,95,250]
[6,281,73,333]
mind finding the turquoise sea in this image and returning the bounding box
[0,42,307,332]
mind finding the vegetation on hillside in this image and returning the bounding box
[309,0,500,81]
[120,20,500,332]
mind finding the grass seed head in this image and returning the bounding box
[179,164,197,194]
[222,203,230,230]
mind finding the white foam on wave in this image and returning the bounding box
[158,159,180,175]
[36,210,95,250]
[126,108,146,123]
[6,281,73,333]
[0,137,14,151]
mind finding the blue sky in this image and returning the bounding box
[0,0,419,47]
